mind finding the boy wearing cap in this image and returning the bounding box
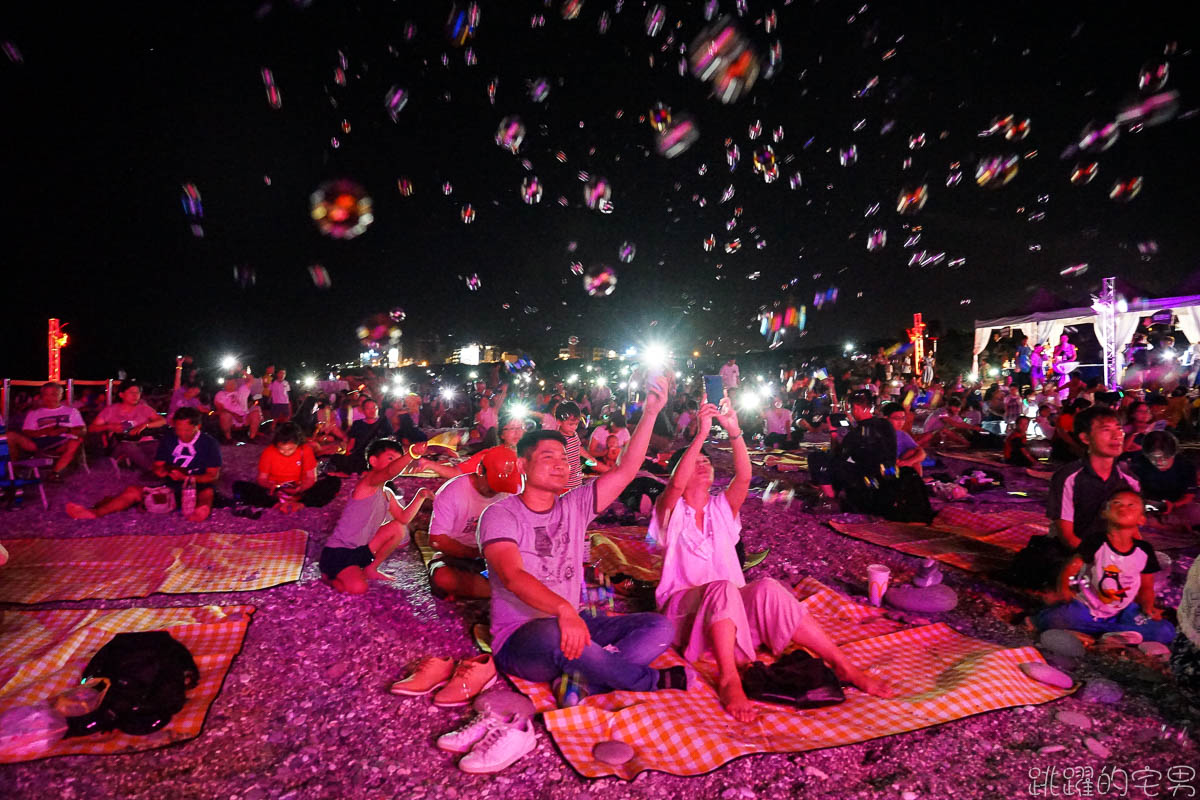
[427,447,520,600]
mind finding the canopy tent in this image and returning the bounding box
[973,285,1200,387]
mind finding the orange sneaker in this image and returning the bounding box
[389,656,456,697]
[432,654,498,707]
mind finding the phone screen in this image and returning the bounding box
[812,368,829,381]
[703,375,724,404]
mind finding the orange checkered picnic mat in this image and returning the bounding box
[509,578,1069,779]
[0,605,253,763]
[588,527,662,583]
[0,530,308,604]
[827,509,1049,574]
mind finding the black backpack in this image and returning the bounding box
[741,650,845,709]
[65,631,199,738]
[839,418,899,515]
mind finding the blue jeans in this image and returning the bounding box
[1034,600,1176,644]
[494,612,675,694]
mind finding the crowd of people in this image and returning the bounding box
[2,340,1198,773]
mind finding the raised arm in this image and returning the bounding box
[653,404,716,530]
[717,402,752,517]
[594,375,669,510]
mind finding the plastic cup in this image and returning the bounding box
[867,564,891,607]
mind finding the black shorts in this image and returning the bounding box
[318,545,373,579]
[428,555,487,598]
[31,435,70,451]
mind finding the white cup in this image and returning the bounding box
[867,564,891,607]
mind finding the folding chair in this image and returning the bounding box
[1,442,49,510]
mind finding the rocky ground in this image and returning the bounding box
[1,442,1197,800]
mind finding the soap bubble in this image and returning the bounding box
[385,86,408,121]
[650,102,671,132]
[1060,263,1089,277]
[583,264,618,296]
[1004,117,1031,141]
[1138,61,1169,92]
[752,146,776,175]
[528,76,551,102]
[908,132,926,150]
[446,2,479,47]
[398,178,414,196]
[583,177,611,210]
[748,119,762,140]
[310,179,374,239]
[357,313,400,347]
[1078,120,1119,153]
[1070,162,1099,185]
[867,229,886,251]
[1108,177,1143,202]
[520,176,543,205]
[657,115,699,158]
[788,171,802,189]
[308,265,331,288]
[261,68,281,109]
[725,238,741,253]
[180,183,203,219]
[569,261,584,275]
[839,145,857,166]
[442,181,454,195]
[646,4,667,36]
[688,17,760,104]
[389,308,406,323]
[618,242,636,263]
[727,144,740,170]
[234,265,256,288]
[561,0,584,20]
[495,116,525,152]
[975,155,1020,188]
[772,125,784,142]
[466,273,481,291]
[703,234,716,251]
[1116,90,1180,128]
[896,184,928,215]
[461,203,476,223]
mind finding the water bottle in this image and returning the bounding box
[181,477,196,517]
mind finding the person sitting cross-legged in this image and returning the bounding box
[1036,490,1175,644]
[480,375,688,704]
[426,447,521,600]
[66,407,221,522]
[232,423,341,512]
[89,381,168,472]
[650,402,894,722]
[318,439,433,594]
[214,377,262,443]
[328,398,393,476]
[6,381,85,481]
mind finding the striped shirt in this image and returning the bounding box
[563,433,583,492]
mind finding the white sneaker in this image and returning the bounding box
[457,717,537,774]
[436,711,518,754]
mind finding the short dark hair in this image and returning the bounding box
[1142,430,1178,458]
[517,429,567,459]
[42,381,62,393]
[172,406,203,426]
[555,401,581,420]
[1074,405,1118,439]
[665,445,711,475]
[880,401,904,417]
[849,390,874,409]
[273,422,306,446]
[946,396,963,409]
[607,412,627,428]
[117,380,142,395]
[366,437,404,459]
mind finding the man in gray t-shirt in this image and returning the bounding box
[480,376,686,697]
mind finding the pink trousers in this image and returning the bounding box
[660,577,809,664]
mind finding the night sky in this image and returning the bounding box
[1,1,1196,381]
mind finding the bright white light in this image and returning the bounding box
[380,384,390,395]
[739,392,762,410]
[394,385,408,396]
[595,376,607,386]
[967,372,979,382]
[619,382,628,390]
[621,365,630,374]
[220,355,238,371]
[567,374,578,384]
[988,367,1000,377]
[393,373,405,383]
[629,381,638,390]
[625,346,639,356]
[440,387,455,400]
[585,365,593,372]
[758,386,773,401]
[675,371,683,378]
[303,375,316,388]
[756,375,764,382]
[844,342,854,352]
[509,403,529,418]
[468,371,478,379]
[643,343,669,370]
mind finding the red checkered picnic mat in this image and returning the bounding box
[588,527,662,583]
[0,530,308,604]
[827,510,1050,573]
[0,605,253,763]
[509,578,1068,779]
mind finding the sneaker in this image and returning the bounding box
[432,654,498,707]
[389,656,456,696]
[457,717,537,774]
[436,710,519,754]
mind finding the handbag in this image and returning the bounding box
[143,485,176,514]
[741,650,845,709]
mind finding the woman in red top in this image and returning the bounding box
[233,423,341,512]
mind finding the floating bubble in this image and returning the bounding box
[788,171,802,190]
[725,218,737,231]
[1139,61,1169,92]
[752,146,776,175]
[896,185,928,215]
[1116,90,1180,128]
[466,273,481,291]
[618,242,636,263]
[308,264,331,288]
[646,4,667,36]
[561,0,584,20]
[583,177,611,210]
[867,229,886,251]
[398,178,414,196]
[357,313,400,347]
[461,203,476,223]
[748,119,762,140]
[528,76,551,102]
[1005,117,1031,141]
[555,151,568,163]
[495,116,525,152]
[1109,177,1143,202]
[180,183,203,219]
[1137,241,1159,255]
[389,308,407,323]
[975,155,1019,188]
[908,132,926,150]
[234,265,256,289]
[703,234,716,251]
[839,145,858,166]
[384,86,408,121]
[766,40,783,78]
[583,264,618,296]
[1060,263,1089,277]
[598,198,614,214]
[520,176,543,205]
[948,257,966,268]
[261,68,281,109]
[725,238,741,253]
[1078,120,1119,153]
[1069,162,1099,185]
[598,10,610,33]
[657,114,699,158]
[726,144,740,170]
[446,2,480,46]
[310,179,374,239]
[569,261,584,275]
[688,17,761,104]
[650,102,671,132]
[946,170,962,187]
[865,202,880,217]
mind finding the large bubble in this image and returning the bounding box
[1070,162,1099,185]
[657,115,699,158]
[583,264,617,296]
[495,116,525,152]
[1138,61,1169,92]
[520,176,543,204]
[618,242,636,263]
[867,229,887,251]
[583,177,611,210]
[357,313,400,348]
[975,155,1020,189]
[1108,177,1143,202]
[310,179,374,239]
[688,18,760,104]
[896,185,928,215]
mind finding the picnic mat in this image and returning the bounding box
[828,509,1049,574]
[412,529,438,568]
[0,530,308,604]
[588,527,662,583]
[0,604,253,763]
[509,578,1070,779]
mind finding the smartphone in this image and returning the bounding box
[812,368,829,381]
[703,375,724,404]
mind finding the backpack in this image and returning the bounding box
[741,650,845,709]
[65,631,199,738]
[838,418,899,515]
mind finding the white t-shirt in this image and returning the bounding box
[477,407,499,430]
[1076,536,1160,618]
[269,379,290,404]
[215,389,249,418]
[541,412,557,430]
[21,405,85,433]
[650,493,744,609]
[588,426,630,454]
[720,363,740,388]
[764,407,792,435]
[429,473,509,548]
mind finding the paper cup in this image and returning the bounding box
[867,564,891,607]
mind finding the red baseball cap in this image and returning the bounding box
[477,447,523,494]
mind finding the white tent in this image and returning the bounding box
[973,288,1200,385]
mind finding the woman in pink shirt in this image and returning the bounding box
[649,402,893,722]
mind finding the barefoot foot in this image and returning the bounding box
[186,505,212,523]
[65,502,98,520]
[845,667,898,698]
[718,679,758,723]
[363,565,393,581]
